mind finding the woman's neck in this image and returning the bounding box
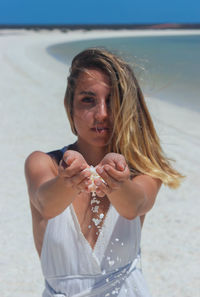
[71,141,107,166]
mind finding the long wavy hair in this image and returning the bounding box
[64,48,184,188]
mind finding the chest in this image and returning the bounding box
[72,193,110,250]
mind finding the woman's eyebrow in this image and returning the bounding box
[79,91,96,96]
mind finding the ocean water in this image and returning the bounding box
[47,34,200,112]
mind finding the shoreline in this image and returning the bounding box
[1,29,200,297]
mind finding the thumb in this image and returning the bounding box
[116,161,126,171]
[63,151,76,166]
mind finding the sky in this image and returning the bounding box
[0,0,200,25]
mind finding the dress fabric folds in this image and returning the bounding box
[41,146,152,297]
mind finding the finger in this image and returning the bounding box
[63,154,89,175]
[112,156,126,171]
[96,165,126,183]
[59,159,68,170]
[76,178,94,195]
[63,150,87,170]
[95,189,106,197]
[58,160,69,177]
[98,159,115,169]
[95,171,120,192]
[101,153,125,168]
[63,150,77,166]
[59,161,89,178]
[71,170,92,189]
[95,179,112,195]
[103,164,130,181]
[116,161,126,171]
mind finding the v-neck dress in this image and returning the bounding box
[40,147,152,297]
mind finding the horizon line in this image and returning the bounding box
[1,23,200,30]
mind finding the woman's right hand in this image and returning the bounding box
[58,150,92,194]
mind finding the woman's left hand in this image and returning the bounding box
[95,153,130,197]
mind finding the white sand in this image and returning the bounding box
[0,29,200,297]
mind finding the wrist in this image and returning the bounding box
[56,175,78,193]
[108,178,131,198]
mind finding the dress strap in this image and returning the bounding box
[46,146,68,165]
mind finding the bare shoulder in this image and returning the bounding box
[25,150,57,175]
[25,151,58,184]
[25,150,50,169]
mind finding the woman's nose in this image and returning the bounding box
[95,101,108,120]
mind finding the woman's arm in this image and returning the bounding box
[107,172,161,220]
[95,153,162,220]
[24,150,91,219]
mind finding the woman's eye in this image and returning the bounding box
[81,97,94,103]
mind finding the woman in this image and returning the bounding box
[25,48,183,297]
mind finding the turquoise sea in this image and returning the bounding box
[47,34,200,112]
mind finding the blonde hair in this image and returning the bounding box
[64,48,184,188]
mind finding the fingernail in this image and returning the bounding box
[83,171,90,177]
[98,166,104,174]
[120,163,125,170]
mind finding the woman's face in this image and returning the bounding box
[72,68,112,149]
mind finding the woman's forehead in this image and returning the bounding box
[76,68,110,87]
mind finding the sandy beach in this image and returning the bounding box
[0,29,200,297]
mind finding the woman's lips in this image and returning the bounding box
[91,127,109,134]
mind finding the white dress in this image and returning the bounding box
[40,147,152,297]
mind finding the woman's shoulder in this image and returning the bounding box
[25,146,69,176]
[25,146,68,165]
[24,150,54,177]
